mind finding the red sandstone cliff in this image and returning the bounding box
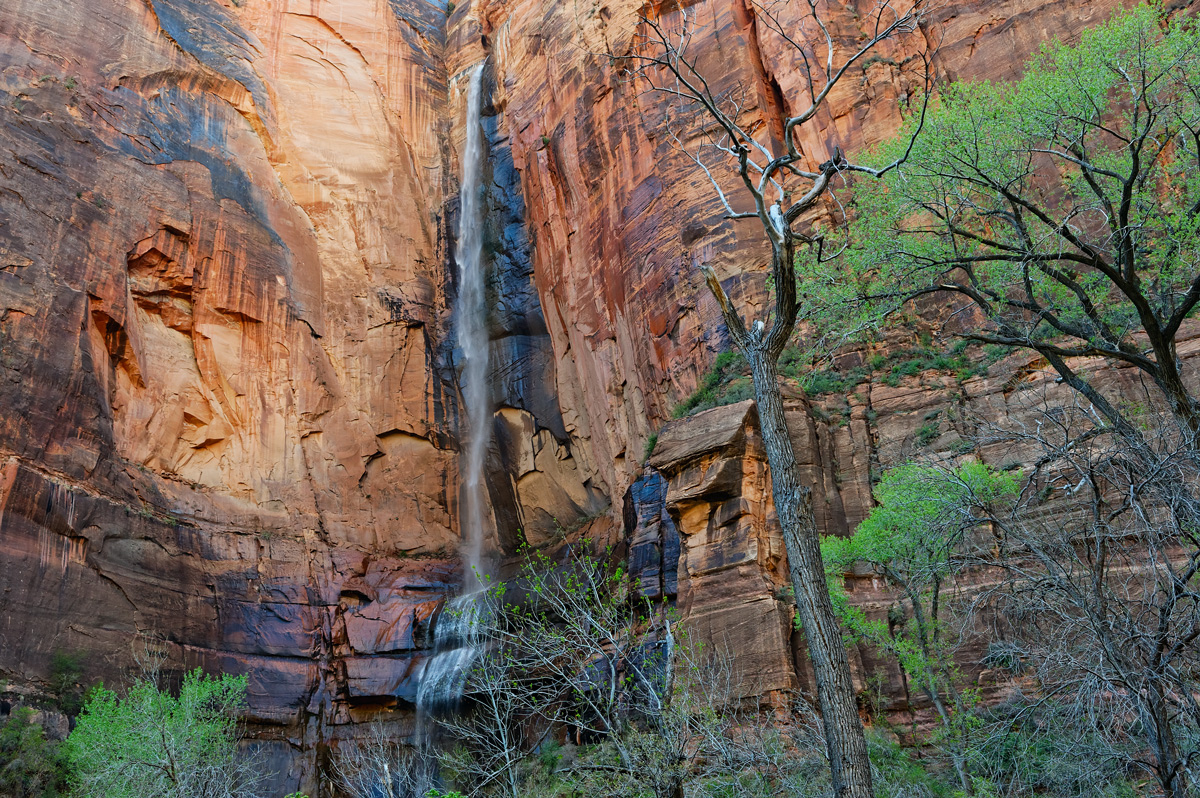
[0,0,1166,791]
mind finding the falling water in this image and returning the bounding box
[456,61,491,592]
[415,591,491,713]
[415,61,492,723]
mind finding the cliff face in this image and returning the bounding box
[478,0,1127,506]
[0,0,465,787]
[0,0,1153,790]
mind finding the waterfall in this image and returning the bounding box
[456,61,491,592]
[416,61,491,722]
[415,591,491,713]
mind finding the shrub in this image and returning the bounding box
[672,350,748,417]
[65,669,261,798]
[48,651,85,715]
[0,708,70,798]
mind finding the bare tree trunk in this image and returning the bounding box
[748,353,873,798]
[1147,678,1188,798]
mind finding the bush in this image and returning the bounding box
[65,669,261,798]
[47,651,84,716]
[673,350,748,417]
[915,421,939,448]
[0,708,70,798]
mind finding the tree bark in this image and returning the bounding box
[747,353,874,798]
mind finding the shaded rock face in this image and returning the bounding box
[0,0,1171,790]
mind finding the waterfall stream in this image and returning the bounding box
[456,61,491,593]
[416,61,491,720]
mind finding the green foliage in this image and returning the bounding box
[822,463,1018,792]
[673,336,995,412]
[65,669,257,798]
[823,462,1018,606]
[672,350,749,417]
[642,432,658,462]
[914,420,940,448]
[0,708,70,798]
[799,340,991,398]
[966,701,1143,798]
[47,652,84,716]
[832,4,1200,431]
[865,730,952,798]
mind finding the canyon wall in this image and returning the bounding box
[0,0,1167,792]
[0,0,466,788]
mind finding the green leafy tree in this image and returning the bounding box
[47,652,85,716]
[0,708,70,798]
[822,462,1018,794]
[839,4,1200,440]
[64,669,261,798]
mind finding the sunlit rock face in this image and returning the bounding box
[0,0,462,789]
[0,0,1156,790]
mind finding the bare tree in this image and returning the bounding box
[330,721,435,798]
[430,548,835,797]
[966,396,1200,798]
[616,3,933,796]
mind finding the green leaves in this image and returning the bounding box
[64,669,255,798]
[0,708,70,798]
[826,5,1200,432]
[820,462,1018,784]
[823,462,1017,589]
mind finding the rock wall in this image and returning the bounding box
[477,0,1129,509]
[0,0,1176,791]
[633,322,1200,723]
[0,0,467,790]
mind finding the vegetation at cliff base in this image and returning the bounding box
[0,709,70,798]
[65,669,261,798]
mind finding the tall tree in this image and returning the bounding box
[625,3,932,796]
[840,4,1200,442]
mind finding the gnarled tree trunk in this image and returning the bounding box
[747,352,873,798]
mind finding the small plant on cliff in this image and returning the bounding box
[65,668,262,798]
[642,432,658,462]
[48,651,85,716]
[672,350,748,418]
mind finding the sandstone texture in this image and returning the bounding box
[0,0,460,790]
[0,0,1183,790]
